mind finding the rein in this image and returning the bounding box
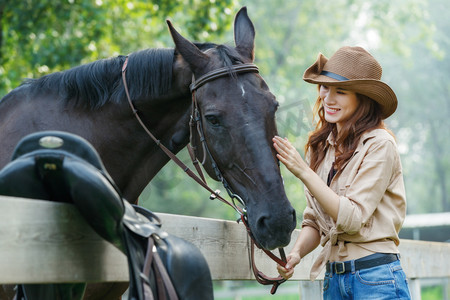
[122,57,287,294]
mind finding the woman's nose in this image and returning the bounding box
[322,90,332,103]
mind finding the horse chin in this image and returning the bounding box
[254,232,292,251]
[245,199,296,250]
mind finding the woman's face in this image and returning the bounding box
[319,85,360,132]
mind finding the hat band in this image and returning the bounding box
[320,70,349,81]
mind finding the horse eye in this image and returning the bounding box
[205,115,220,126]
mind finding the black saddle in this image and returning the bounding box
[0,131,213,300]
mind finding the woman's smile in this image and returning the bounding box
[324,105,341,115]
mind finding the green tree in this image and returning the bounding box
[0,0,239,95]
[0,0,241,219]
[380,0,450,213]
[146,0,445,219]
[2,0,448,218]
[241,0,445,216]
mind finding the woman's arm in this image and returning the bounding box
[273,136,340,221]
[277,225,320,279]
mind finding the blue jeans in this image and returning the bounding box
[323,260,411,299]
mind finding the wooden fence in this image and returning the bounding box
[1,196,449,299]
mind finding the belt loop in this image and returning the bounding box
[351,259,356,274]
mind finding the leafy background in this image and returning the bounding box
[1,0,449,298]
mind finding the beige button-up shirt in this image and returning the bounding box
[302,128,406,280]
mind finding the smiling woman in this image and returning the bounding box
[272,46,411,300]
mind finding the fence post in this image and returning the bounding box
[409,278,421,300]
[299,281,322,300]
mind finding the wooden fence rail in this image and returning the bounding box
[1,196,449,299]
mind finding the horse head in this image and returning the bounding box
[167,7,296,250]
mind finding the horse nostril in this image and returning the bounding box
[256,215,268,231]
[256,209,296,233]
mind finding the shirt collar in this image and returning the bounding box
[326,129,380,148]
[326,132,336,147]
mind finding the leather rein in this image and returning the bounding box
[122,57,287,294]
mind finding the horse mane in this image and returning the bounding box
[24,48,175,109]
[22,43,240,109]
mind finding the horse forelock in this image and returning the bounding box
[213,44,245,70]
[23,48,175,109]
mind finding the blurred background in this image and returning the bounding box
[1,0,449,299]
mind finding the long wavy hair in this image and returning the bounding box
[305,85,390,172]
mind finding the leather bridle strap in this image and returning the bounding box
[190,63,289,293]
[122,57,287,293]
[189,64,259,92]
[250,241,287,294]
[121,57,242,214]
[240,214,287,294]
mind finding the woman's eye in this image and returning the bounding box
[205,115,220,126]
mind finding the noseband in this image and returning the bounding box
[122,58,287,294]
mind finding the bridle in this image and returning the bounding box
[122,57,288,294]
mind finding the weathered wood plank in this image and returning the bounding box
[0,196,127,284]
[0,196,449,284]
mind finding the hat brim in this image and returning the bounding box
[303,53,398,119]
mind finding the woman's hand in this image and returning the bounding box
[277,252,301,280]
[272,136,309,179]
[273,136,340,221]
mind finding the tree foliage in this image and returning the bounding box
[1,0,449,218]
[243,0,449,215]
[0,0,239,94]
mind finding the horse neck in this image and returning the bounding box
[112,94,192,203]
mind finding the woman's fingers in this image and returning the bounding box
[274,144,287,158]
[277,263,294,280]
[273,136,291,154]
[273,136,289,146]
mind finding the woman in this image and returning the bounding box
[273,46,411,299]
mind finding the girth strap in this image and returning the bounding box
[142,238,179,300]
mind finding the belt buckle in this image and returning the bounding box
[334,262,345,274]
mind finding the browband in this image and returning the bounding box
[190,63,259,92]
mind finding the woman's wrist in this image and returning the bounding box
[290,246,302,259]
[295,165,313,182]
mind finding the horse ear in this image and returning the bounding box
[234,7,255,62]
[167,20,209,73]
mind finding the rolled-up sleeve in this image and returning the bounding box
[336,139,396,234]
[302,206,320,232]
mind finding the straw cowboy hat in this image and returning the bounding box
[303,46,397,119]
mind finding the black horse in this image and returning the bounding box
[0,7,296,299]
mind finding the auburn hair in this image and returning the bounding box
[305,87,387,172]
